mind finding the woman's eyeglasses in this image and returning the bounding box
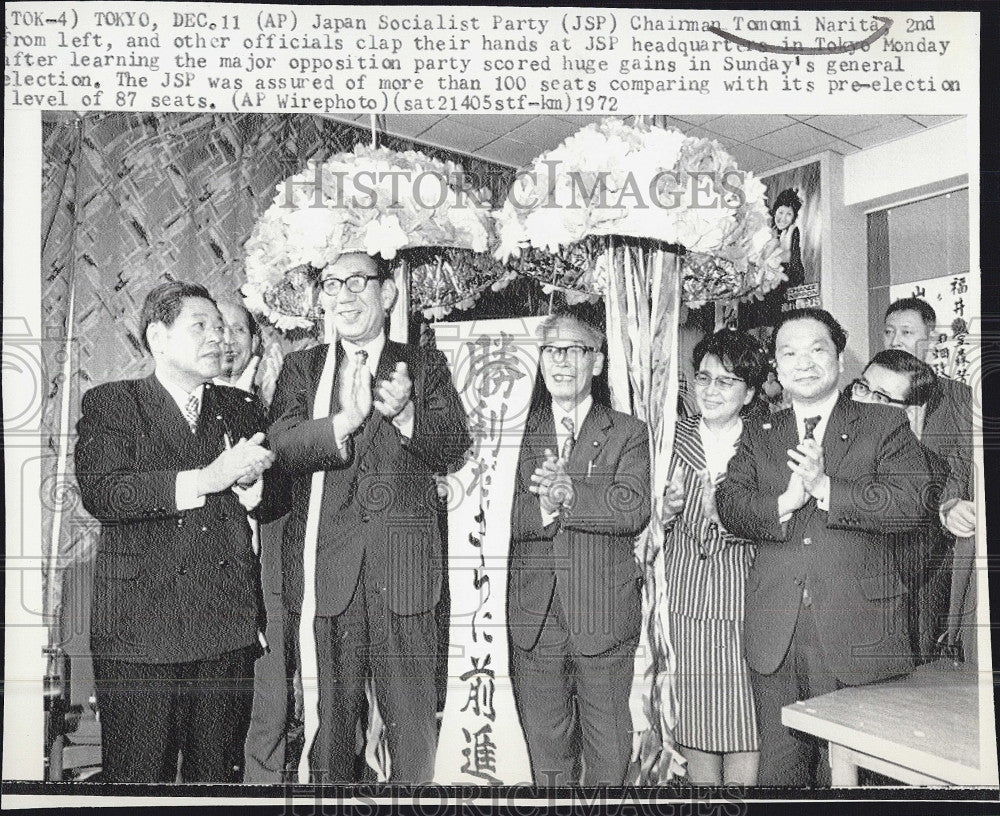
[692,371,745,391]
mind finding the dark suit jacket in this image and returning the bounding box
[75,376,268,664]
[715,393,932,685]
[922,375,973,504]
[268,340,470,618]
[508,401,650,657]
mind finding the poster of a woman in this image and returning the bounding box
[739,160,822,332]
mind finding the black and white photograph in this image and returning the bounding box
[3,2,997,811]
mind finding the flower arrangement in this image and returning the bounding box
[242,143,496,330]
[407,246,508,320]
[493,117,785,305]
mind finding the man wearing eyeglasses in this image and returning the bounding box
[268,252,470,783]
[508,313,650,786]
[716,308,931,786]
[883,298,976,559]
[851,349,973,665]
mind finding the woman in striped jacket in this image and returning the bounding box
[661,328,768,785]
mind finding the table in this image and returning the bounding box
[781,659,991,786]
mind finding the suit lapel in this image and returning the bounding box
[770,407,798,464]
[374,339,404,385]
[568,402,611,474]
[321,343,343,417]
[821,393,857,478]
[356,340,404,455]
[197,383,231,460]
[673,417,706,474]
[520,404,556,485]
[136,375,200,460]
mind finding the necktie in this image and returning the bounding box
[803,415,821,441]
[356,348,369,370]
[184,393,200,434]
[560,416,576,461]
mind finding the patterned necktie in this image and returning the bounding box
[803,415,821,441]
[560,416,576,461]
[184,392,200,434]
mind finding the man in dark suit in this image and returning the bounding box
[75,281,276,782]
[268,252,470,783]
[508,314,650,786]
[716,308,931,787]
[850,350,955,662]
[883,297,975,517]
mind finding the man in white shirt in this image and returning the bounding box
[717,308,931,786]
[507,314,651,785]
[75,281,275,782]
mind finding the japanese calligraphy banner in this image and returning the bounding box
[430,317,545,785]
[890,273,980,384]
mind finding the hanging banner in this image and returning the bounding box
[889,273,980,385]
[431,316,545,785]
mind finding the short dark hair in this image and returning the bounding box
[771,188,802,219]
[886,297,936,330]
[865,349,939,406]
[139,281,215,353]
[693,328,768,392]
[771,307,848,357]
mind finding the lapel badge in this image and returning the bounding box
[841,433,848,441]
[762,422,772,430]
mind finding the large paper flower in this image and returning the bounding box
[495,117,780,305]
[242,144,498,330]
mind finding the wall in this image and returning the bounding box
[824,152,870,378]
[837,119,968,375]
[842,119,969,209]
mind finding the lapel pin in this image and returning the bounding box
[762,423,772,430]
[216,415,222,421]
[592,440,599,446]
[841,433,848,441]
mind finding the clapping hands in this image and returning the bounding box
[660,476,685,526]
[787,438,826,495]
[198,432,275,495]
[374,361,413,423]
[333,351,373,440]
[529,448,575,514]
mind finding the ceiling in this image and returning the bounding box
[326,113,964,175]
